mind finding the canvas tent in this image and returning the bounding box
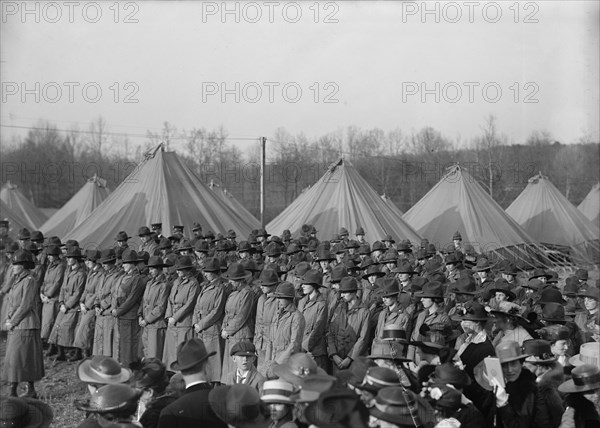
[0,181,48,230]
[41,175,111,238]
[208,181,259,229]
[578,182,600,226]
[381,194,404,217]
[403,165,547,267]
[506,173,600,265]
[267,158,421,243]
[65,145,261,249]
[0,199,31,235]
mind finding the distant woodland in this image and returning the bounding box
[1,116,598,224]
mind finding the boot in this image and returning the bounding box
[20,382,37,399]
[67,348,83,362]
[45,343,58,357]
[9,382,18,397]
[54,346,66,361]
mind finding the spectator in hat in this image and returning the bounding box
[521,339,565,428]
[537,324,572,367]
[490,301,533,347]
[371,240,386,264]
[574,286,600,342]
[369,386,434,428]
[261,379,298,427]
[139,256,170,360]
[209,383,269,428]
[172,225,184,241]
[298,269,329,372]
[192,257,227,382]
[48,246,86,362]
[110,249,146,366]
[253,268,280,375]
[220,263,255,383]
[328,277,371,373]
[2,249,45,398]
[408,281,450,363]
[0,396,53,428]
[151,223,163,242]
[77,354,132,396]
[352,365,401,407]
[190,223,203,245]
[75,383,141,428]
[223,341,265,390]
[558,364,600,428]
[158,338,225,428]
[72,250,104,361]
[94,248,123,357]
[130,358,175,428]
[371,278,410,355]
[163,256,200,369]
[115,231,130,250]
[266,282,305,370]
[485,340,548,428]
[445,252,464,284]
[138,226,158,256]
[39,244,66,354]
[17,227,31,249]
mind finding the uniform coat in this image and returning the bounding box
[2,269,45,382]
[407,306,450,361]
[254,292,278,372]
[39,258,65,340]
[50,263,86,347]
[112,267,146,365]
[164,275,199,369]
[93,265,122,356]
[327,300,370,371]
[139,272,170,360]
[297,292,328,358]
[371,304,410,354]
[220,284,255,383]
[266,304,305,365]
[192,277,227,382]
[73,265,103,350]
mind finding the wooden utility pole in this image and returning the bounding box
[260,137,267,226]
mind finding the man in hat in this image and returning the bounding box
[444,253,464,284]
[138,226,158,256]
[172,225,185,242]
[355,226,368,246]
[16,227,31,249]
[223,341,265,390]
[190,223,203,245]
[328,277,371,373]
[139,256,170,360]
[72,250,104,361]
[111,249,146,366]
[94,249,124,357]
[298,269,329,371]
[452,231,464,253]
[115,231,130,250]
[253,268,280,375]
[267,282,305,368]
[158,338,226,428]
[48,246,87,362]
[39,244,66,355]
[371,241,386,264]
[164,256,200,369]
[192,257,227,382]
[151,222,163,242]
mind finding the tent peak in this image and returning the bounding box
[528,172,548,183]
[144,143,165,160]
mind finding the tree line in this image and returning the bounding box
[1,116,598,225]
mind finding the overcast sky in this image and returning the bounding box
[1,1,598,154]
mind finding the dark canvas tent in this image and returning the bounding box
[403,165,547,267]
[41,175,111,238]
[267,158,421,243]
[506,173,600,265]
[0,181,48,230]
[65,146,261,249]
[578,182,600,226]
[208,182,259,230]
[0,199,31,234]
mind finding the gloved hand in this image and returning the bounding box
[489,377,509,407]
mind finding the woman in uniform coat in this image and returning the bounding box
[2,249,45,398]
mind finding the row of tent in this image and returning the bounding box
[1,145,599,266]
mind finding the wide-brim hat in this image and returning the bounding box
[367,342,411,362]
[352,367,401,393]
[273,282,295,299]
[209,385,269,428]
[0,397,53,428]
[392,262,415,275]
[304,388,365,427]
[222,263,252,281]
[147,256,166,268]
[77,356,132,385]
[472,259,494,272]
[301,270,324,287]
[522,339,557,364]
[540,302,572,322]
[369,388,429,426]
[530,268,552,280]
[260,380,295,404]
[255,268,279,286]
[75,384,141,414]
[577,286,600,300]
[414,281,444,299]
[429,362,471,388]
[487,279,516,301]
[98,249,117,264]
[558,364,600,394]
[362,266,385,280]
[489,301,527,322]
[451,302,489,322]
[272,353,326,385]
[170,338,216,371]
[495,340,530,363]
[569,342,600,367]
[449,276,477,295]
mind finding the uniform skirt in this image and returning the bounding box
[3,329,45,382]
[73,310,96,350]
[163,326,193,369]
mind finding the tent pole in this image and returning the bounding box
[260,137,267,227]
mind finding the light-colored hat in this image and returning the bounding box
[261,380,295,404]
[569,342,600,367]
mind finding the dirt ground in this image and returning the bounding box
[0,334,89,428]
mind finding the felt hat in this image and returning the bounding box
[487,278,516,301]
[381,234,395,243]
[381,324,410,343]
[304,389,367,428]
[445,253,462,265]
[358,244,371,255]
[558,364,600,394]
[292,261,311,279]
[329,265,349,283]
[353,367,400,393]
[65,246,84,259]
[45,244,61,257]
[285,243,301,255]
[563,276,579,297]
[355,226,365,236]
[362,265,385,280]
[191,222,202,232]
[17,228,31,240]
[537,288,566,305]
[369,387,429,426]
[393,261,415,275]
[301,269,323,287]
[0,397,53,428]
[222,262,252,281]
[230,341,257,357]
[495,340,529,363]
[75,384,141,414]
[255,268,279,287]
[237,241,254,253]
[414,281,443,299]
[272,352,326,385]
[381,278,401,297]
[449,276,477,295]
[157,237,172,250]
[367,342,411,362]
[338,227,349,237]
[85,249,102,262]
[274,282,295,299]
[98,248,116,264]
[121,249,140,264]
[339,277,360,293]
[429,362,471,388]
[380,250,399,263]
[137,226,151,236]
[371,241,386,252]
[115,231,129,242]
[264,242,282,257]
[451,301,489,322]
[261,380,295,404]
[540,302,571,322]
[501,263,519,276]
[12,249,35,269]
[346,240,360,249]
[530,268,551,280]
[577,286,600,300]
[396,240,412,253]
[489,301,527,322]
[147,256,166,269]
[522,339,557,364]
[30,230,44,242]
[472,258,493,272]
[523,278,543,291]
[130,358,168,390]
[77,356,132,385]
[536,324,570,343]
[314,248,335,262]
[256,228,270,238]
[170,338,216,371]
